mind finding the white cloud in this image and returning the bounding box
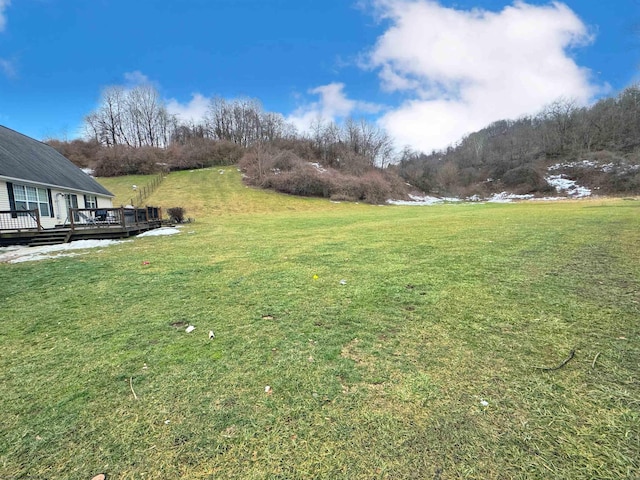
[123,70,151,86]
[166,93,210,124]
[0,58,15,77]
[367,0,600,152]
[0,0,10,32]
[0,1,13,79]
[287,82,382,132]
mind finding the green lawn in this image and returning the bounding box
[1,168,638,479]
[98,174,161,207]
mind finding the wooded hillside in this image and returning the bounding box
[47,83,640,201]
[397,84,640,196]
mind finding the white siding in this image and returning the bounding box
[0,180,46,230]
[97,196,113,208]
[0,180,10,211]
[80,193,113,210]
[1,180,113,230]
[48,189,113,228]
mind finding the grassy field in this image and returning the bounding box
[1,168,639,479]
[97,174,162,207]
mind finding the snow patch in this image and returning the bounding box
[549,160,639,175]
[2,227,180,263]
[309,162,327,173]
[0,239,129,264]
[81,168,95,176]
[548,160,598,171]
[137,227,181,237]
[390,192,542,206]
[545,175,591,197]
[487,192,534,203]
[388,194,447,205]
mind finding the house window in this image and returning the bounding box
[12,184,50,217]
[85,195,98,209]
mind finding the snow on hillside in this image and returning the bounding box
[387,195,461,206]
[389,161,602,205]
[545,175,591,197]
[548,160,640,174]
[486,192,535,203]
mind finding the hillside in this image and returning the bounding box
[397,85,640,198]
[48,84,640,206]
[99,167,366,218]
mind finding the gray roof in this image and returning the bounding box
[0,125,113,197]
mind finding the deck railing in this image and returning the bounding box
[0,207,163,234]
[68,207,163,230]
[0,208,42,232]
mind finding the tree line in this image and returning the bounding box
[82,85,394,166]
[85,86,175,148]
[46,84,403,202]
[396,83,640,196]
[48,82,640,201]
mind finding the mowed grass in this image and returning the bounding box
[1,168,638,479]
[98,174,161,206]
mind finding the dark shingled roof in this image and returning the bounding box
[0,125,113,197]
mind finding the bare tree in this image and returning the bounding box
[205,97,295,147]
[344,118,394,168]
[84,86,129,147]
[84,85,176,148]
[537,98,579,155]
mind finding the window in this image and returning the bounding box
[84,195,98,209]
[12,184,50,217]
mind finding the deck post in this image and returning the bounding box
[35,208,42,232]
[120,207,126,228]
[69,208,75,231]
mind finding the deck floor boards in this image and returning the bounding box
[0,221,166,247]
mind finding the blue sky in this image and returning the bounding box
[0,0,638,152]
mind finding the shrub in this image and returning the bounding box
[167,207,186,223]
[360,171,393,204]
[167,139,244,171]
[240,144,411,204]
[271,150,304,172]
[93,145,165,177]
[47,139,102,168]
[501,165,547,193]
[270,138,317,161]
[332,146,371,176]
[263,167,332,197]
[329,175,364,202]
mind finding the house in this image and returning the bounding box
[0,124,114,229]
[1,125,166,247]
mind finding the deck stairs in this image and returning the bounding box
[28,229,72,247]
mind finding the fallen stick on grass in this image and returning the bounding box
[534,349,575,371]
[592,352,601,368]
[130,377,138,400]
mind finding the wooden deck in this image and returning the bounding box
[0,207,168,247]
